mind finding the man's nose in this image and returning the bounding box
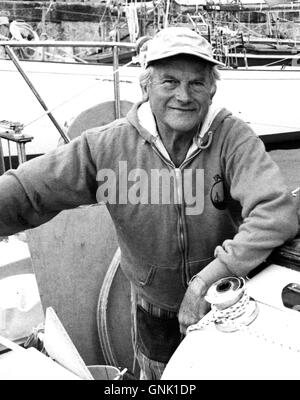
[175,83,191,102]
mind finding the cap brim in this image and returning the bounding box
[146,49,225,67]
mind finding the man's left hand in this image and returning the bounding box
[178,275,210,335]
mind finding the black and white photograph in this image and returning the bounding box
[0,0,300,386]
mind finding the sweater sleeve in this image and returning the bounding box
[0,131,98,236]
[198,120,299,287]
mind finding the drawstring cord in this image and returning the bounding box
[197,130,214,150]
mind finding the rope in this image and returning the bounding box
[186,282,300,354]
[187,288,254,333]
[9,20,40,60]
[22,57,137,130]
[125,3,139,43]
[45,1,54,17]
[9,21,39,42]
[96,247,121,367]
[212,291,250,322]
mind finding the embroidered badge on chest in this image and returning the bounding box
[210,174,227,210]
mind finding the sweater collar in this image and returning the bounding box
[126,100,231,154]
[137,101,223,142]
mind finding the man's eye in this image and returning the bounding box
[191,81,205,89]
[163,79,177,87]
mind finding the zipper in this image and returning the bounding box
[180,147,202,169]
[174,167,187,284]
[151,144,203,287]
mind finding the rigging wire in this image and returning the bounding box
[22,57,138,129]
[45,0,55,18]
[246,121,300,130]
[73,2,110,58]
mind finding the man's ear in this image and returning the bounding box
[210,83,217,100]
[141,84,149,101]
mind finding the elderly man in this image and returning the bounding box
[0,27,298,380]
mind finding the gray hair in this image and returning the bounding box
[139,62,220,100]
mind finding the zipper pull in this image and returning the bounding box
[174,168,183,205]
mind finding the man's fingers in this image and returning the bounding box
[178,302,201,336]
[198,299,211,319]
[179,316,199,335]
[179,311,199,335]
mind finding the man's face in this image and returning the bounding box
[146,55,214,138]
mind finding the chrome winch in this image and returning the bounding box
[204,276,259,332]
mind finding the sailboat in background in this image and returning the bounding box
[0,1,300,160]
[1,1,300,381]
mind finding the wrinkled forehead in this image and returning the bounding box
[150,54,212,79]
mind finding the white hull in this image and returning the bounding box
[1,59,300,156]
[162,265,300,380]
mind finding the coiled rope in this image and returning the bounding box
[187,277,258,333]
[211,290,252,322]
[9,20,40,59]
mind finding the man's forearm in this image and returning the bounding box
[0,172,58,235]
[194,257,234,289]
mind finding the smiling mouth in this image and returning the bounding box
[169,107,195,112]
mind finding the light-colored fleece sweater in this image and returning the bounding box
[0,102,298,311]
